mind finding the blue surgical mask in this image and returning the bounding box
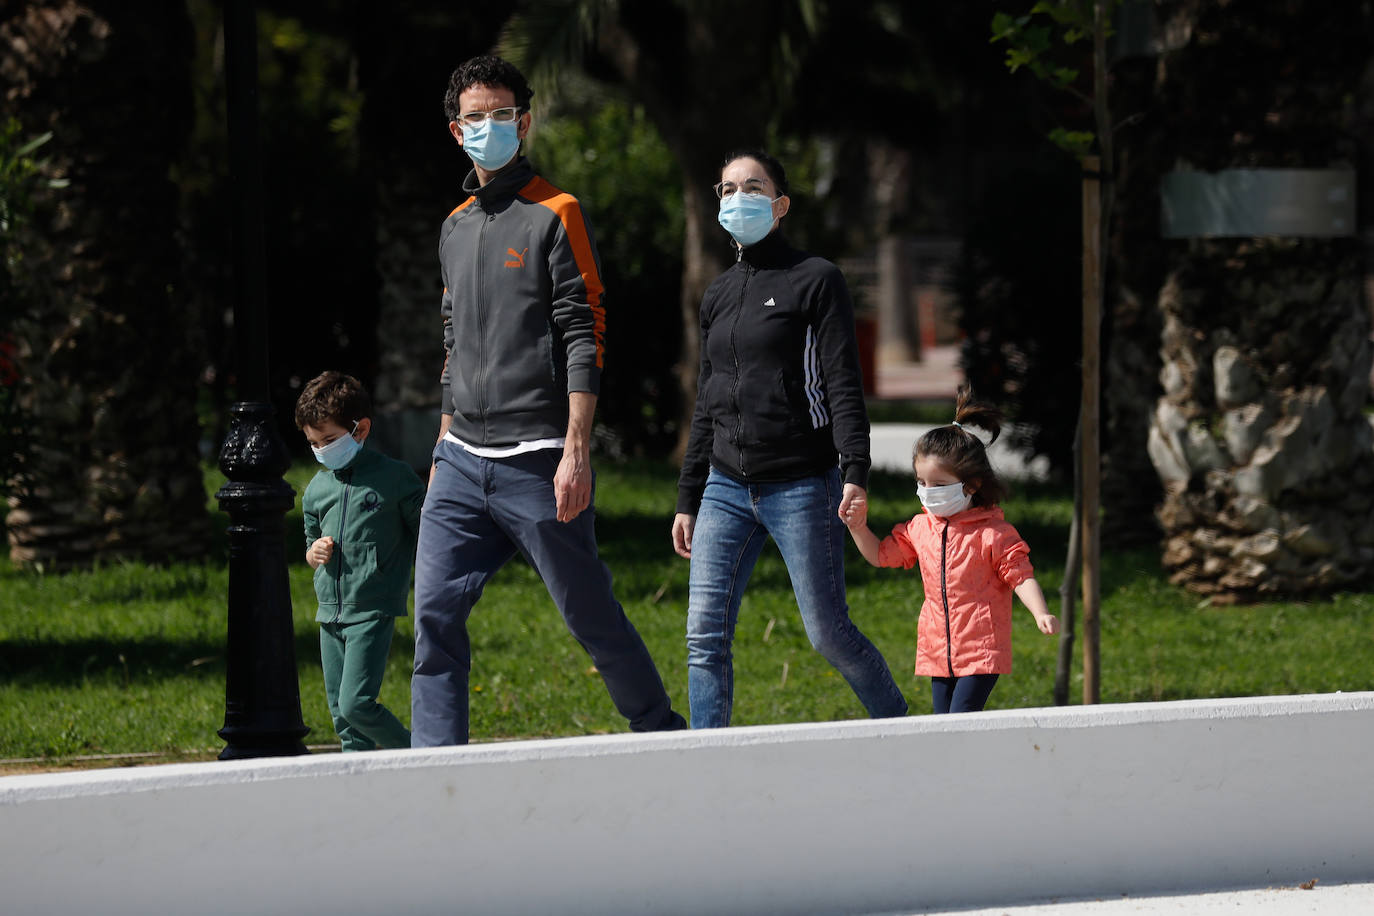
[718,192,778,247]
[312,422,362,470]
[917,481,973,517]
[460,118,520,171]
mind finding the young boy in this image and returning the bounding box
[295,371,425,751]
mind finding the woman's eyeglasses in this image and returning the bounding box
[713,178,771,199]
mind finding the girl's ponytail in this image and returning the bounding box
[951,384,1003,446]
[914,385,1008,507]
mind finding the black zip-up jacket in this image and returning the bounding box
[676,232,871,515]
[437,158,606,447]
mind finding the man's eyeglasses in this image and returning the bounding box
[456,107,524,127]
[713,178,771,200]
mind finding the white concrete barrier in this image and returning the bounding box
[3,692,1372,916]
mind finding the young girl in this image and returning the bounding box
[842,388,1059,714]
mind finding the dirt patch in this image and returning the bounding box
[0,746,340,776]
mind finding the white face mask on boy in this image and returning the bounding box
[312,422,362,470]
[917,481,973,517]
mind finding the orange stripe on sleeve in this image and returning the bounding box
[521,177,606,368]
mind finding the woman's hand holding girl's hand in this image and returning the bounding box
[839,484,868,529]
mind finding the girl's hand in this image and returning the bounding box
[1014,578,1057,634]
[306,536,334,569]
[839,484,868,530]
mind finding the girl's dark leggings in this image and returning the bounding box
[931,673,1000,714]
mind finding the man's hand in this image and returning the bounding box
[555,445,592,522]
[556,391,597,522]
[430,413,453,488]
[671,513,695,558]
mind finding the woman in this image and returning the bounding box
[672,149,907,728]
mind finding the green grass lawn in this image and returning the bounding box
[3,458,1373,769]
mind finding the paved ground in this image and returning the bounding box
[874,343,964,402]
[868,343,1049,483]
[870,420,1050,481]
[870,345,1048,481]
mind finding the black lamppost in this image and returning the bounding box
[215,0,309,760]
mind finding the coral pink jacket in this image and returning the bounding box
[877,506,1034,677]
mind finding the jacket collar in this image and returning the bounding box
[462,156,535,205]
[330,444,381,478]
[736,230,793,268]
[928,505,1006,526]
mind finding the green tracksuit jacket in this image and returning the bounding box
[302,446,425,624]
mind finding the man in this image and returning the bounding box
[411,55,685,745]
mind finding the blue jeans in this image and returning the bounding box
[411,439,684,746]
[685,467,908,728]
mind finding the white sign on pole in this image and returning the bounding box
[1161,168,1356,238]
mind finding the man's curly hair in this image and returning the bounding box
[443,54,534,123]
[294,371,372,431]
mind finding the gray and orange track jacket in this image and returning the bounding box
[438,157,606,447]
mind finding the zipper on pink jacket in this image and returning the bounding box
[939,520,954,676]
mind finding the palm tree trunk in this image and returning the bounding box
[1145,0,1374,601]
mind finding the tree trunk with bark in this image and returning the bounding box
[1,1,210,569]
[575,6,783,462]
[1145,0,1374,601]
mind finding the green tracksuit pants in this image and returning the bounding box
[320,617,411,751]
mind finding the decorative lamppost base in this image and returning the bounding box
[216,401,310,760]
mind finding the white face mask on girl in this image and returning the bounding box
[917,481,973,517]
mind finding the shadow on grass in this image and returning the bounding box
[0,630,327,687]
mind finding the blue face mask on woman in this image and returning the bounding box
[460,118,520,171]
[718,192,779,247]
